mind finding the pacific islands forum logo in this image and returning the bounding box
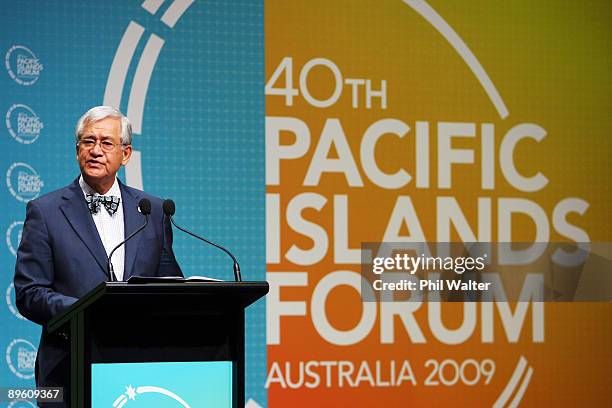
[6,104,44,144]
[6,283,26,321]
[5,338,36,379]
[5,45,43,86]
[6,220,23,257]
[6,162,44,202]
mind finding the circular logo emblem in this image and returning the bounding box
[6,162,44,202]
[6,104,44,144]
[5,45,43,86]
[6,283,26,321]
[6,220,23,256]
[5,339,36,379]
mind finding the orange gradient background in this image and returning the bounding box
[265,0,611,406]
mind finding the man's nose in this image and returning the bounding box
[90,142,104,155]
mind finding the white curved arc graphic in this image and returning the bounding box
[246,399,264,408]
[161,0,195,28]
[104,2,194,190]
[136,386,192,407]
[113,394,127,408]
[112,394,127,407]
[103,21,145,109]
[402,0,509,119]
[508,366,533,408]
[127,33,165,135]
[125,150,143,190]
[7,401,37,408]
[493,355,529,408]
[142,0,165,15]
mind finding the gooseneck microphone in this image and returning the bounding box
[107,198,151,281]
[162,199,242,282]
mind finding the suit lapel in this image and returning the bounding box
[121,181,143,280]
[59,179,109,278]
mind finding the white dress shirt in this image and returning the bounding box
[79,176,125,281]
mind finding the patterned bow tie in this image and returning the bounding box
[86,194,120,215]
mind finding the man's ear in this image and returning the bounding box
[121,145,133,166]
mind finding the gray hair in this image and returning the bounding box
[75,106,132,145]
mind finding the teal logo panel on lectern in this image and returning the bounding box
[91,361,232,408]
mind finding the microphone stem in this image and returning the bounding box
[107,214,149,281]
[169,216,242,282]
[108,262,115,282]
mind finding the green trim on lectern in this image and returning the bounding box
[71,312,85,407]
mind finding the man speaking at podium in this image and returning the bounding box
[13,106,183,401]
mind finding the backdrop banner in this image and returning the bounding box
[2,1,611,407]
[265,1,611,407]
[1,1,265,406]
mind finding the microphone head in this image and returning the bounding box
[138,198,152,215]
[162,199,176,216]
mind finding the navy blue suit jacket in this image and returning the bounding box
[14,178,183,388]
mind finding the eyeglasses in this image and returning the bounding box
[77,138,127,152]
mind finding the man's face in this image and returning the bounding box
[77,117,131,190]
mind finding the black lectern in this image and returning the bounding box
[47,281,269,408]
